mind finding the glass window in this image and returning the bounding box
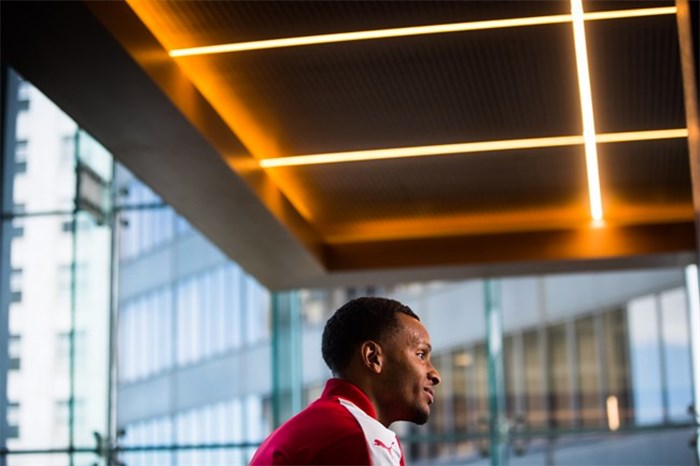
[548,323,573,427]
[244,276,256,345]
[175,412,187,466]
[162,287,174,370]
[53,399,84,443]
[227,263,243,349]
[229,398,245,466]
[300,289,329,326]
[118,303,130,382]
[472,344,488,432]
[245,395,264,461]
[10,267,24,291]
[201,272,213,358]
[7,401,20,439]
[190,276,202,363]
[14,139,28,174]
[73,330,87,372]
[60,134,75,166]
[4,71,77,214]
[17,80,31,103]
[659,288,693,421]
[147,292,158,376]
[450,348,474,457]
[131,185,142,258]
[126,301,136,382]
[10,290,22,304]
[429,353,449,458]
[9,335,21,370]
[213,266,226,355]
[247,278,271,343]
[55,332,71,370]
[575,316,603,426]
[2,69,112,459]
[212,402,226,465]
[154,291,164,374]
[140,297,150,378]
[627,296,664,424]
[14,139,28,162]
[176,281,188,366]
[523,329,546,428]
[163,206,175,244]
[503,334,518,420]
[11,217,25,239]
[603,308,633,427]
[175,212,191,236]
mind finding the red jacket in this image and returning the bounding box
[250,379,405,465]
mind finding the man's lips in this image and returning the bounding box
[425,388,434,404]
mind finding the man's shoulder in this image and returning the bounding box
[250,397,370,465]
[282,396,362,434]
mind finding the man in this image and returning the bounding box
[250,297,441,465]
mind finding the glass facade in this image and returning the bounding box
[1,69,112,465]
[1,68,699,466]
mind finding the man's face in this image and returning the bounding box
[379,313,441,425]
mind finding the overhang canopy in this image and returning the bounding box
[2,1,697,290]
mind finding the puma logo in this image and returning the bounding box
[373,439,397,457]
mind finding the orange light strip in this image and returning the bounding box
[258,129,688,168]
[169,7,676,57]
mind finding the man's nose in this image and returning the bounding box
[429,367,441,386]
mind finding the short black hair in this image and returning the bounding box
[321,297,419,375]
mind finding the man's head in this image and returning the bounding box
[321,297,441,426]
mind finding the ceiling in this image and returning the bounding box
[2,1,698,290]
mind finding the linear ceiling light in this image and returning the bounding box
[169,6,675,57]
[258,129,687,168]
[571,0,602,223]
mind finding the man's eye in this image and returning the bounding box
[417,352,425,359]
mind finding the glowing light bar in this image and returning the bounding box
[595,128,688,143]
[572,0,603,222]
[169,7,676,57]
[258,129,687,168]
[606,396,620,431]
[260,135,582,168]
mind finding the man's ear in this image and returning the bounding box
[360,340,383,374]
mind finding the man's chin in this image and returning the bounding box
[412,408,430,425]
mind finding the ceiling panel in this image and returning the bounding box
[600,138,693,221]
[270,145,590,241]
[587,14,685,133]
[127,1,571,50]
[183,23,582,157]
